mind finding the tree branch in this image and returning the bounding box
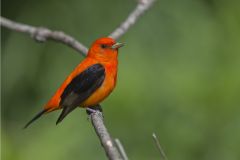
[115,139,129,160]
[109,0,156,39]
[90,111,122,159]
[1,0,156,159]
[152,133,168,160]
[0,17,88,56]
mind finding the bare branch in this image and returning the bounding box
[90,111,122,160]
[109,0,156,39]
[0,0,156,54]
[0,16,88,55]
[152,133,168,160]
[115,139,128,160]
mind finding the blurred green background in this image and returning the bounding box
[2,0,240,159]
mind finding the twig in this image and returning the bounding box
[90,111,122,160]
[0,16,88,55]
[0,0,156,55]
[109,0,156,39]
[152,133,168,160]
[1,0,156,159]
[115,139,128,160]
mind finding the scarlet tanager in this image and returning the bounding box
[24,37,124,128]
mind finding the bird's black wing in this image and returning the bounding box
[56,63,105,124]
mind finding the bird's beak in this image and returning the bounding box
[111,42,124,49]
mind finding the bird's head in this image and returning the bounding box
[87,37,124,62]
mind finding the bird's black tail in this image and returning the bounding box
[56,107,75,125]
[24,109,49,129]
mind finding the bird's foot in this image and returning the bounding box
[86,104,103,114]
[86,107,97,114]
[86,104,103,120]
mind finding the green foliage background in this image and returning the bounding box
[2,0,240,159]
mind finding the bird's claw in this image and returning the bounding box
[86,107,97,114]
[86,105,104,120]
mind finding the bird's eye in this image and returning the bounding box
[101,44,108,49]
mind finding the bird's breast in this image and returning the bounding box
[81,63,117,107]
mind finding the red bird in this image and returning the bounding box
[24,37,124,128]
